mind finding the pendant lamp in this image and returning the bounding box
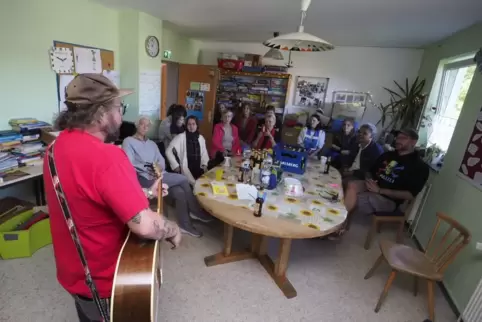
[263,0,334,52]
[263,32,284,60]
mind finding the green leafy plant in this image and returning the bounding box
[382,77,427,129]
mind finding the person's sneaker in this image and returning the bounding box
[180,225,203,238]
[190,212,213,223]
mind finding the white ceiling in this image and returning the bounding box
[97,0,482,48]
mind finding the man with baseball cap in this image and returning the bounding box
[43,74,181,321]
[340,127,429,235]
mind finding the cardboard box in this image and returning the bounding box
[244,54,261,67]
[40,128,59,145]
[282,126,302,146]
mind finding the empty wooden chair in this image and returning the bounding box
[364,212,471,321]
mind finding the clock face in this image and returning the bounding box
[50,47,74,74]
[146,36,160,58]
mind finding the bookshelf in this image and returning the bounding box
[216,70,291,116]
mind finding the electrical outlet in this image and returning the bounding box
[476,242,482,251]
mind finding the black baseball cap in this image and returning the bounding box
[397,128,419,140]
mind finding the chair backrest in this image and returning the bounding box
[424,212,471,273]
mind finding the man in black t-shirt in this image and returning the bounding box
[343,128,429,219]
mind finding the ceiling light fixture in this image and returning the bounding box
[263,32,284,60]
[263,0,334,52]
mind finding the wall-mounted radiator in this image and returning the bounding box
[407,183,432,237]
[457,277,482,322]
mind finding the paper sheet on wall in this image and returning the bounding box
[139,70,161,116]
[74,47,102,73]
[102,70,120,87]
[58,74,76,111]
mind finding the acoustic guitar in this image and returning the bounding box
[110,164,166,322]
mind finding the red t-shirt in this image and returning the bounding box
[43,129,148,298]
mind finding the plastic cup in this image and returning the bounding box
[215,169,224,181]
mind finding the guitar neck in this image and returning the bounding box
[157,178,163,215]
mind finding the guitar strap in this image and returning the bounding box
[46,141,110,322]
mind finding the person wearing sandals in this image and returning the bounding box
[124,116,213,238]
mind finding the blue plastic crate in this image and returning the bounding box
[275,145,307,175]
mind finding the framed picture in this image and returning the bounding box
[331,90,369,121]
[293,76,329,108]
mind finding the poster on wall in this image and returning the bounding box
[293,76,329,108]
[458,106,482,190]
[185,90,204,120]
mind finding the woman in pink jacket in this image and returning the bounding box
[211,109,241,158]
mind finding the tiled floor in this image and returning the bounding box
[0,213,455,322]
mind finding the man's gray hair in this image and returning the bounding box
[361,123,377,136]
[135,115,151,127]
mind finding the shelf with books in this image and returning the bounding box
[216,70,291,115]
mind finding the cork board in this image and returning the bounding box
[53,41,115,73]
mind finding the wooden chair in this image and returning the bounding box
[364,208,406,250]
[364,212,471,321]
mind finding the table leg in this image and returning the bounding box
[258,238,297,299]
[204,224,255,267]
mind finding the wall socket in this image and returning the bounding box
[476,242,482,251]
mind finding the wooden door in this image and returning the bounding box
[177,64,218,151]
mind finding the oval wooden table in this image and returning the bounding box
[194,157,348,299]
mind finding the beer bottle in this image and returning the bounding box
[254,190,264,217]
[238,166,244,183]
[323,156,331,174]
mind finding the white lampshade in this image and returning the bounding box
[263,30,334,52]
[264,48,284,60]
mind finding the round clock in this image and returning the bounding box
[145,36,160,58]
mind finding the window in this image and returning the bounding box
[428,59,476,151]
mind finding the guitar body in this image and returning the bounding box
[110,231,163,322]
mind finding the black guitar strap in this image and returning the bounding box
[46,141,110,322]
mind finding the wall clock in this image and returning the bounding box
[145,36,160,58]
[50,47,74,73]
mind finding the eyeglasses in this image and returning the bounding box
[112,102,128,115]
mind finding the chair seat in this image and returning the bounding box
[379,239,443,281]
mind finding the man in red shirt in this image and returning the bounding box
[43,74,181,322]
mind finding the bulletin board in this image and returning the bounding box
[458,105,482,190]
[53,41,117,112]
[53,40,115,72]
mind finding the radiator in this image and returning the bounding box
[458,277,482,322]
[407,183,432,237]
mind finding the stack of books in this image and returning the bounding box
[0,152,19,174]
[0,130,23,151]
[9,118,51,140]
[12,142,44,166]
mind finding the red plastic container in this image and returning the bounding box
[218,59,244,71]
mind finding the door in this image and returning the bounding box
[177,64,218,151]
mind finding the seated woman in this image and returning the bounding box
[211,109,241,158]
[212,103,227,127]
[158,104,186,148]
[165,116,209,185]
[342,123,383,181]
[123,116,212,238]
[252,113,280,150]
[234,103,258,147]
[297,114,326,156]
[331,117,357,168]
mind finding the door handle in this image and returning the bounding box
[208,111,212,123]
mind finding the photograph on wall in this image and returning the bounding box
[185,90,204,120]
[293,76,329,108]
[331,91,369,121]
[458,106,482,189]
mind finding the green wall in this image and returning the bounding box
[162,26,200,64]
[0,0,120,129]
[416,23,482,312]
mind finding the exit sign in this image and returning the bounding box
[163,50,172,59]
